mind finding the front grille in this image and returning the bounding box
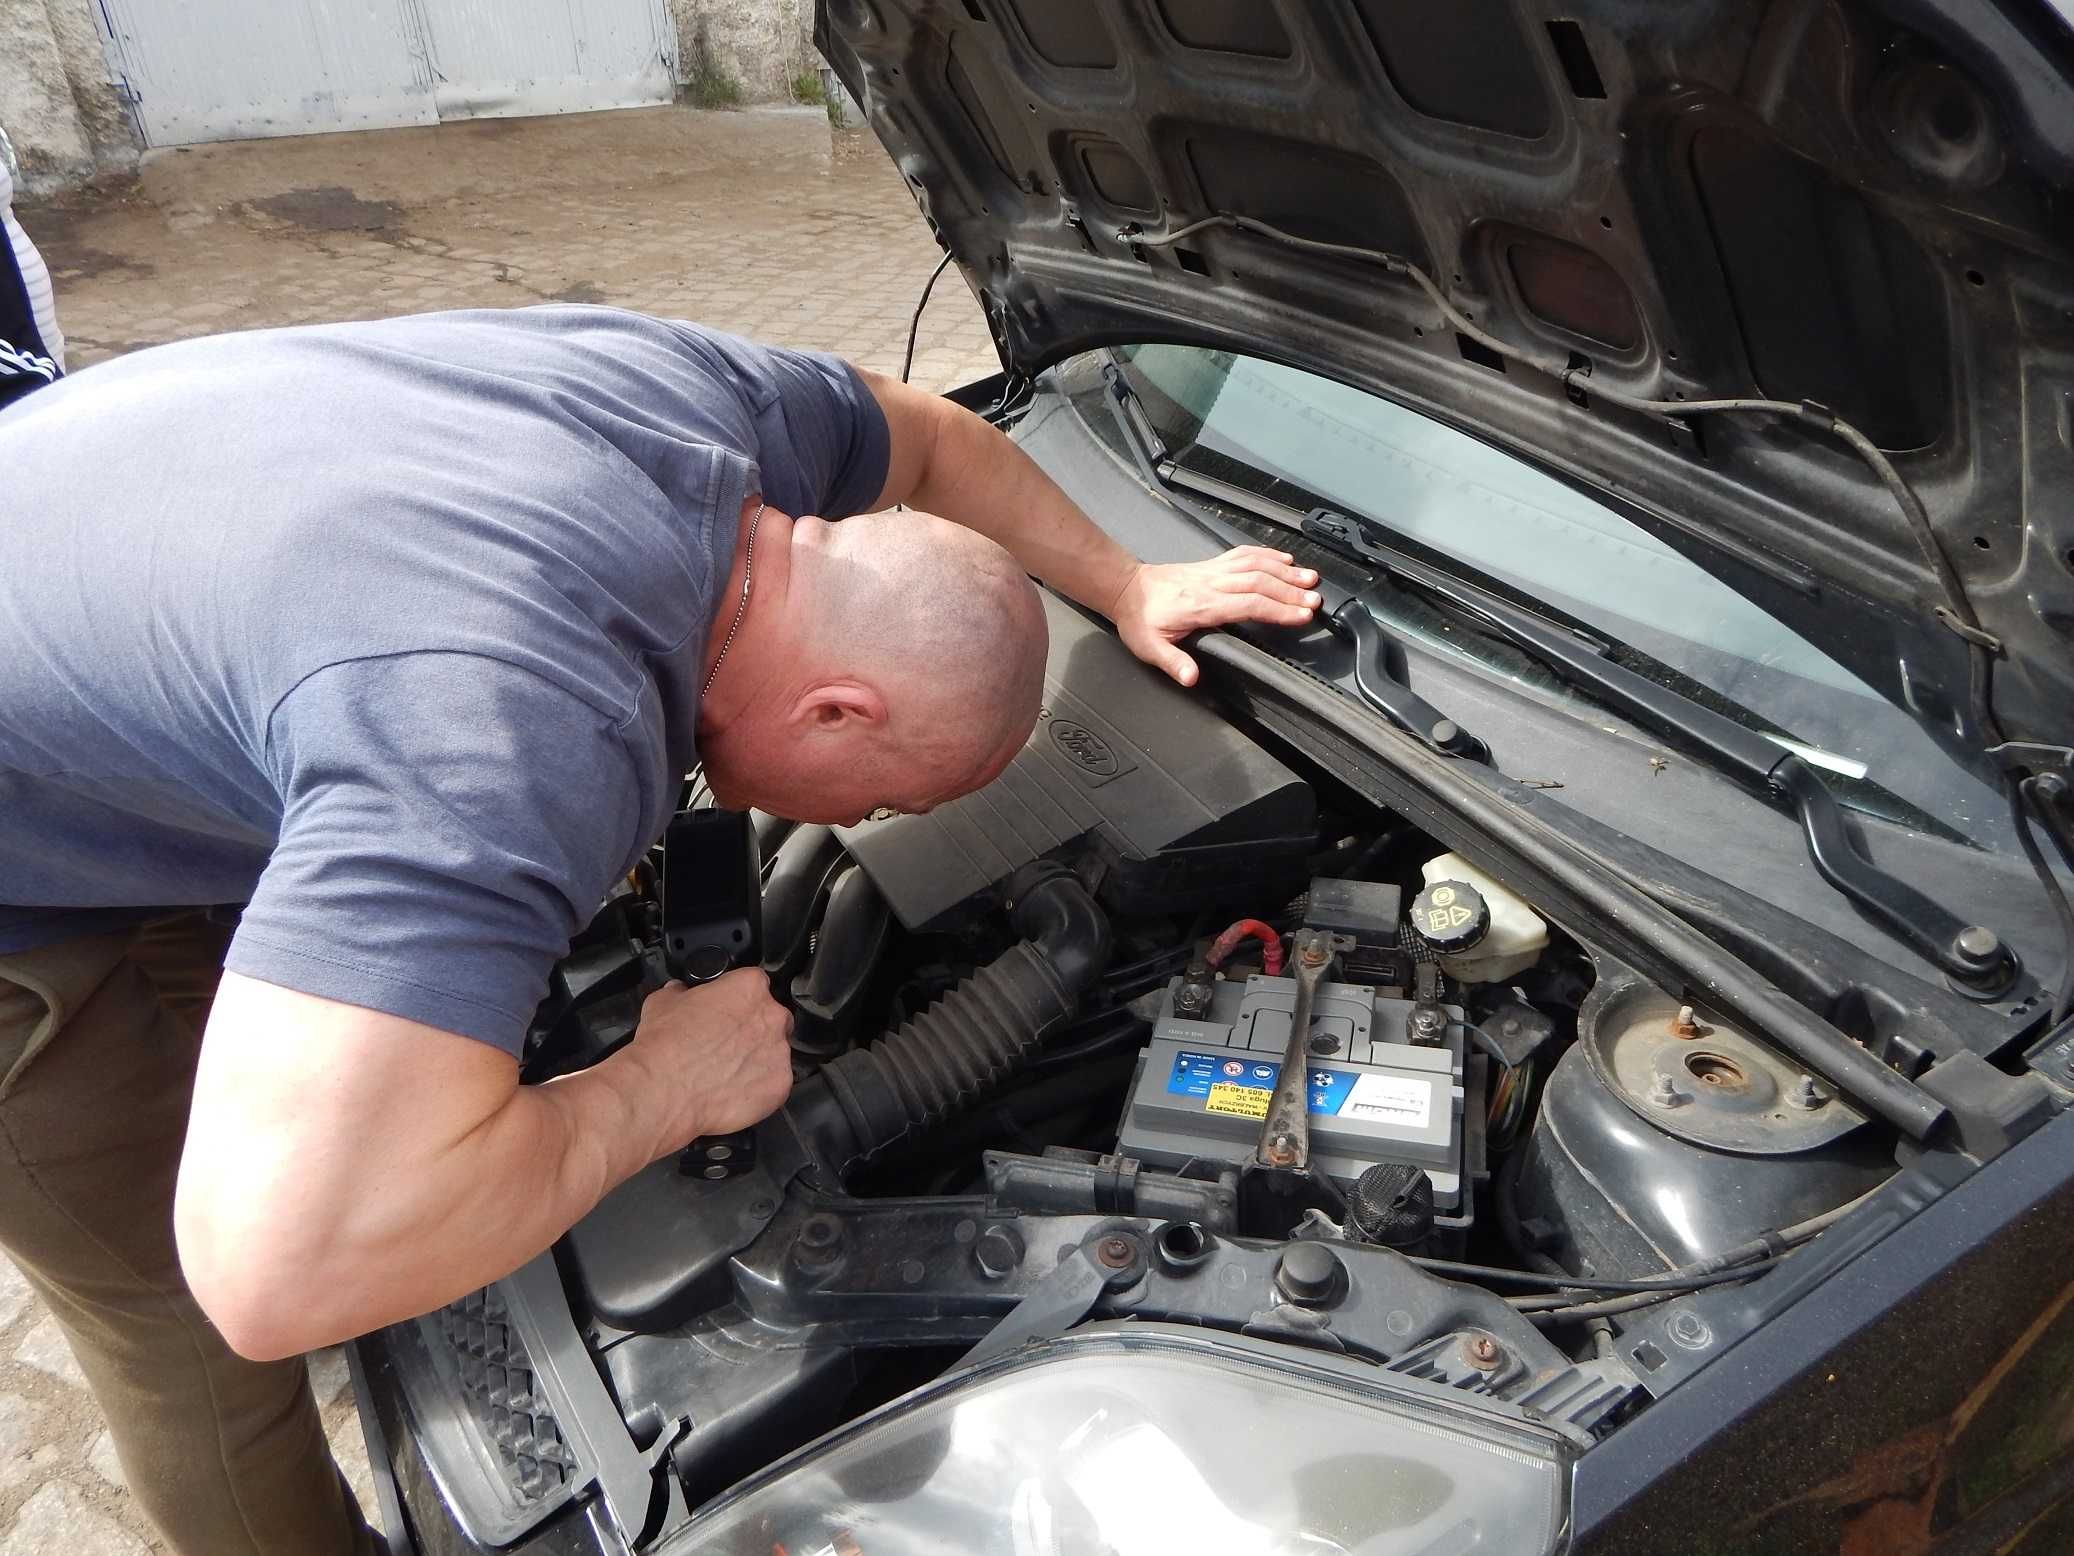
[437,1288,580,1503]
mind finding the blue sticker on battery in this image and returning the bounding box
[1165,1049,1353,1116]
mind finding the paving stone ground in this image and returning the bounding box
[5,101,997,1555]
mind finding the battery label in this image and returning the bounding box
[1204,1082,1270,1119]
[1343,1071,1433,1129]
[1166,1050,1357,1117]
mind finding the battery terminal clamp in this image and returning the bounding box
[1256,929,1349,1170]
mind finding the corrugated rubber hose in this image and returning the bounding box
[788,864,1110,1175]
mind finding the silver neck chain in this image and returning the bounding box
[702,500,766,699]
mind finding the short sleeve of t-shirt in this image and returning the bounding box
[226,651,658,1054]
[670,327,891,521]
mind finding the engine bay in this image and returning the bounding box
[396,594,1974,1542]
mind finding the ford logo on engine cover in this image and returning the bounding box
[1049,719,1119,776]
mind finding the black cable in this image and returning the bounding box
[1503,1256,1787,1309]
[1413,1252,1779,1296]
[900,249,956,386]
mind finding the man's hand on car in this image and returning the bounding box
[1107,545,1323,685]
[618,967,795,1152]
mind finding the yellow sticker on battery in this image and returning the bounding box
[1204,1082,1272,1119]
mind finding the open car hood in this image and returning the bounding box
[819,0,2074,756]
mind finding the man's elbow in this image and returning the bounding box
[174,1182,342,1361]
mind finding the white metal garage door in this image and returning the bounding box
[96,0,678,149]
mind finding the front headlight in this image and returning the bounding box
[672,1324,1571,1556]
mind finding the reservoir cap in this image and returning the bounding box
[1411,879,1489,954]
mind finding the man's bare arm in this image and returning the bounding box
[176,967,790,1360]
[858,366,1321,684]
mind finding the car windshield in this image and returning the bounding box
[1114,343,2002,845]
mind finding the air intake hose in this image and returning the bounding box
[788,865,1109,1175]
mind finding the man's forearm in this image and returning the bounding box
[906,396,1142,616]
[178,977,687,1360]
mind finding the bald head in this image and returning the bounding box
[804,510,1045,737]
[699,508,1047,824]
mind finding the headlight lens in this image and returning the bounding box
[674,1326,1570,1555]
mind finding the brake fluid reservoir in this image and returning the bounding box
[1414,853,1548,983]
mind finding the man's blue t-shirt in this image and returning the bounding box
[0,306,890,1053]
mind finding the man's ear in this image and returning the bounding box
[791,679,887,734]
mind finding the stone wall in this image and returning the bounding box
[0,0,139,192]
[668,0,822,105]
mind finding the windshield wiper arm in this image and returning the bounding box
[1300,508,2021,996]
[1097,359,1489,761]
[1333,592,1490,761]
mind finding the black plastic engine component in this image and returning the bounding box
[1304,877,1404,944]
[835,592,1314,931]
[661,808,761,982]
[758,823,845,986]
[982,1148,1240,1232]
[569,865,1111,1331]
[592,1202,1631,1503]
[789,864,1111,1174]
[1349,1163,1436,1248]
[1305,876,1412,989]
[787,864,890,1058]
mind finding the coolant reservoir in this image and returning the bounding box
[1413,853,1548,983]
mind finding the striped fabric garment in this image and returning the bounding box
[1,159,65,410]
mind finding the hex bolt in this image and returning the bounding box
[1263,1135,1298,1167]
[1648,1073,1680,1106]
[797,1215,843,1253]
[1791,1074,1826,1110]
[1095,1236,1137,1270]
[973,1224,1024,1281]
[1410,1005,1446,1043]
[1298,941,1330,969]
[1275,1242,1343,1306]
[1672,1005,1701,1038]
[1465,1334,1503,1371]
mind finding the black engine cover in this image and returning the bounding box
[837,592,1315,930]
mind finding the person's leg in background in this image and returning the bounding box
[0,914,379,1555]
[1,155,66,413]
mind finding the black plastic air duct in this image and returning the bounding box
[789,864,1109,1175]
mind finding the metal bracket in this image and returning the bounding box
[499,1256,689,1552]
[1988,740,2074,774]
[1256,929,1343,1169]
[958,1234,1145,1369]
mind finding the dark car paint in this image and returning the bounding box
[815,0,2074,759]
[1571,1102,2074,1555]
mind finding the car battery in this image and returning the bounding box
[1119,971,1469,1217]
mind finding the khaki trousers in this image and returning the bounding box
[0,914,379,1555]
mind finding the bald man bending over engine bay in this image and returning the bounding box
[0,306,1318,1556]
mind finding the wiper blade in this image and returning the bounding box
[1301,508,2023,996]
